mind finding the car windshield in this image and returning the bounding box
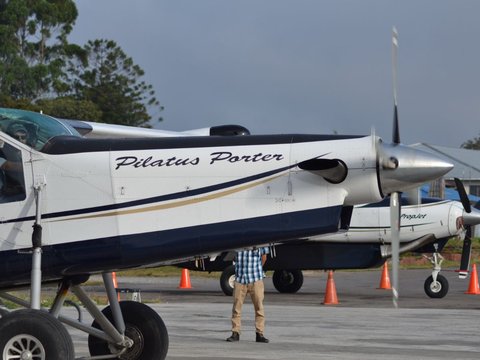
[0,108,81,151]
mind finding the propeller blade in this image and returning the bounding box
[458,226,472,279]
[390,191,401,308]
[454,177,471,213]
[390,29,401,308]
[392,27,400,144]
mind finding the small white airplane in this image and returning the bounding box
[0,105,451,360]
[0,31,453,360]
[187,189,480,299]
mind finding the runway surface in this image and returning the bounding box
[65,268,480,359]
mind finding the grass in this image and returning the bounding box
[117,266,221,278]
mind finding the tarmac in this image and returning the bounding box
[64,268,480,359]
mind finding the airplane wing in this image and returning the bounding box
[61,119,250,138]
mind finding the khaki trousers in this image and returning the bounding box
[231,280,265,334]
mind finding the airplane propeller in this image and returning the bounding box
[390,27,401,308]
[378,28,453,307]
[455,177,474,279]
[455,177,471,213]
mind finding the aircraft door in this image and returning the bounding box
[0,135,35,249]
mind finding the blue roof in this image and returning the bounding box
[420,184,480,202]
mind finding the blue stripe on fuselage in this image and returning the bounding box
[0,206,342,288]
[5,162,299,224]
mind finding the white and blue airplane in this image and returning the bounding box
[185,190,480,299]
[0,106,452,360]
[0,29,453,360]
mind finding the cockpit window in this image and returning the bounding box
[0,108,81,151]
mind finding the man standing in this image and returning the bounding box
[226,246,270,343]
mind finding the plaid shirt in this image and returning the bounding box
[234,247,269,284]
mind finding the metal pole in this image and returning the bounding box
[103,272,126,334]
[30,186,43,310]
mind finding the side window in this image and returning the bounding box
[0,141,26,203]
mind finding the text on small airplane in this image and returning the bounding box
[401,213,427,220]
[114,152,284,170]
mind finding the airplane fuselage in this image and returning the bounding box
[0,133,383,287]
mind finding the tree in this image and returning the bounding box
[0,2,162,126]
[461,135,480,150]
[0,94,101,121]
[0,0,79,99]
[68,39,161,127]
[35,97,101,120]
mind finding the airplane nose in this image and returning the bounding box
[377,142,454,196]
[462,207,480,226]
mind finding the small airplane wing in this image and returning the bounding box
[61,119,250,138]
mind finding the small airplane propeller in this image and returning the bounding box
[392,27,400,146]
[455,177,473,279]
[455,177,472,214]
[390,27,401,308]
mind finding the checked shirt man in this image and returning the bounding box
[226,246,270,343]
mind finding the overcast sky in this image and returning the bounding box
[69,1,480,148]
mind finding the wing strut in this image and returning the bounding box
[31,181,46,310]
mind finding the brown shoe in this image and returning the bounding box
[226,331,240,342]
[256,332,269,343]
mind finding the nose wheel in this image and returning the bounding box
[423,245,449,298]
[424,274,449,298]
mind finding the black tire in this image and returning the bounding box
[272,270,304,293]
[424,274,449,298]
[0,309,74,360]
[220,265,235,296]
[88,301,169,360]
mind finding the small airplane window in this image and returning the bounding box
[0,141,26,203]
[0,108,81,151]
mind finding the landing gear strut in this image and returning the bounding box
[0,273,169,360]
[423,244,449,298]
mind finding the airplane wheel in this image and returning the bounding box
[424,274,449,298]
[272,270,304,293]
[0,309,74,360]
[88,301,169,360]
[220,265,235,296]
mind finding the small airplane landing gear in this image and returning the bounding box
[423,244,449,298]
[0,308,74,360]
[424,274,449,298]
[88,301,168,359]
[220,265,235,296]
[272,270,304,293]
[0,272,169,360]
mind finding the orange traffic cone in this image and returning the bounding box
[178,268,192,289]
[465,264,480,295]
[378,262,392,290]
[323,270,339,305]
